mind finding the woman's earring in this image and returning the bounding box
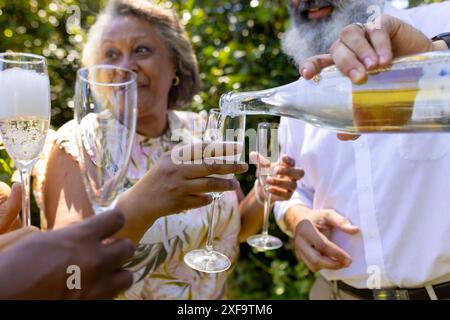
[173,76,180,87]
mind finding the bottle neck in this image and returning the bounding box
[219,79,303,117]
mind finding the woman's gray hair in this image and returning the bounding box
[82,0,201,109]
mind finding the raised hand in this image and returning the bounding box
[0,209,135,299]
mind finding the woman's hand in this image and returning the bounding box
[251,152,304,203]
[239,153,303,242]
[132,145,248,216]
[116,142,248,244]
[0,182,22,234]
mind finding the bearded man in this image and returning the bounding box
[273,0,450,300]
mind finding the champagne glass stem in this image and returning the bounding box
[92,198,118,216]
[20,169,31,227]
[94,205,112,215]
[205,195,220,253]
[261,192,272,237]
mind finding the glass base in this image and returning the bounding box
[184,249,231,273]
[92,197,118,215]
[247,234,283,251]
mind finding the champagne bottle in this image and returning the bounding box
[220,51,450,133]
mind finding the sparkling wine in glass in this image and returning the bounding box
[184,109,245,273]
[247,122,283,250]
[74,65,137,214]
[0,53,51,227]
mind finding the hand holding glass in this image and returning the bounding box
[184,109,245,273]
[0,53,50,227]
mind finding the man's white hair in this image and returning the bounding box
[282,0,385,65]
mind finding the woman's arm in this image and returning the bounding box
[45,143,248,244]
[44,144,94,229]
[238,187,264,242]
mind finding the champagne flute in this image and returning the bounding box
[247,122,283,250]
[74,65,137,214]
[0,53,50,227]
[184,109,245,273]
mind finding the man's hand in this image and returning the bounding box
[0,182,22,234]
[0,210,135,300]
[298,15,441,141]
[0,226,39,253]
[287,205,359,272]
[300,15,436,83]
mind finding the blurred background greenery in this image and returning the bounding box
[0,0,441,299]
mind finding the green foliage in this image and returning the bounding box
[0,149,14,185]
[0,0,109,128]
[163,0,299,112]
[0,0,441,300]
[409,0,445,6]
[228,216,315,300]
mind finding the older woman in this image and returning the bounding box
[40,0,302,300]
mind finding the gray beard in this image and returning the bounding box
[282,0,385,65]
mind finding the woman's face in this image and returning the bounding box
[99,16,176,137]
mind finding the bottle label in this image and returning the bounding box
[411,65,450,121]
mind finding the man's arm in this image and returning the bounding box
[0,210,134,300]
[284,204,312,236]
[273,117,313,237]
[0,227,39,253]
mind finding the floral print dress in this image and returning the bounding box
[33,110,241,300]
